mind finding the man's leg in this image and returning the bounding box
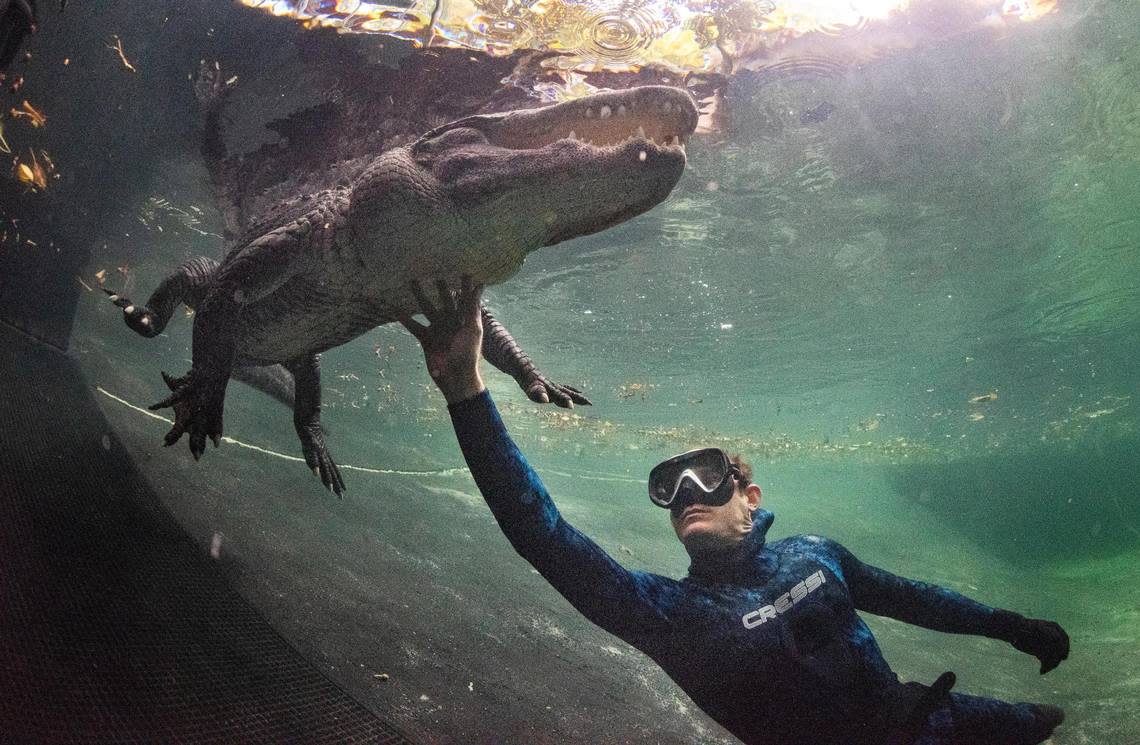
[914,691,1063,745]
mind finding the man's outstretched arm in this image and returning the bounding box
[401,278,672,638]
[820,537,1069,674]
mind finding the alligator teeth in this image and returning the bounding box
[600,105,612,119]
[638,150,647,162]
[585,107,594,118]
[617,104,627,117]
[568,130,577,141]
[636,125,646,139]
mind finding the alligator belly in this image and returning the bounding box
[235,287,395,364]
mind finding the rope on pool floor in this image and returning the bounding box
[95,385,468,476]
[95,385,644,485]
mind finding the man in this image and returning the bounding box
[400,277,1070,745]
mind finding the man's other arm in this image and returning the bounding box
[819,537,1069,673]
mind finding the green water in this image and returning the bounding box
[32,0,1140,741]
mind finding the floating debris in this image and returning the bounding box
[967,412,986,421]
[107,35,138,73]
[0,119,10,154]
[139,195,220,237]
[95,269,107,286]
[13,149,50,192]
[618,382,656,400]
[969,390,998,403]
[9,100,47,128]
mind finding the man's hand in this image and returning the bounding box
[399,276,486,405]
[1010,616,1070,675]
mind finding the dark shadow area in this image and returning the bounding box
[0,321,414,743]
[0,209,80,350]
[888,442,1140,567]
[0,3,419,741]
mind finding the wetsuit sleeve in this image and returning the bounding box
[822,538,1013,639]
[448,390,672,638]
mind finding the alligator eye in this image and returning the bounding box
[415,127,488,156]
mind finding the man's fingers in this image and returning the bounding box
[461,276,483,325]
[435,278,457,315]
[409,280,437,321]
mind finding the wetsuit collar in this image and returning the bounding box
[686,509,775,585]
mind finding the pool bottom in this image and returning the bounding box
[0,320,415,744]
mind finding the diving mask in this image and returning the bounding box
[648,448,741,511]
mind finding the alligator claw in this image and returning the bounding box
[524,375,592,408]
[297,424,345,496]
[105,288,162,338]
[150,369,226,459]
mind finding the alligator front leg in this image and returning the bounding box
[480,306,591,408]
[106,256,220,337]
[287,354,345,496]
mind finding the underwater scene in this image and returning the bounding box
[1,0,1138,742]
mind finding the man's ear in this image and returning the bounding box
[745,483,762,510]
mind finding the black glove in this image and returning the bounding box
[994,611,1070,674]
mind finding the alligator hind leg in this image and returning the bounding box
[480,306,591,408]
[106,256,219,338]
[232,363,295,409]
[150,296,237,459]
[287,353,344,495]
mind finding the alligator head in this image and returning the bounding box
[350,86,699,283]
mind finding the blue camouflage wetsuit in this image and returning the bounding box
[450,391,1058,745]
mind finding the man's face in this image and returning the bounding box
[670,479,762,554]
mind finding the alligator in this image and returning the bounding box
[109,61,698,496]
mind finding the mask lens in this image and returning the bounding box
[648,448,730,508]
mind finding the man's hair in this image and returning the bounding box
[729,453,753,488]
